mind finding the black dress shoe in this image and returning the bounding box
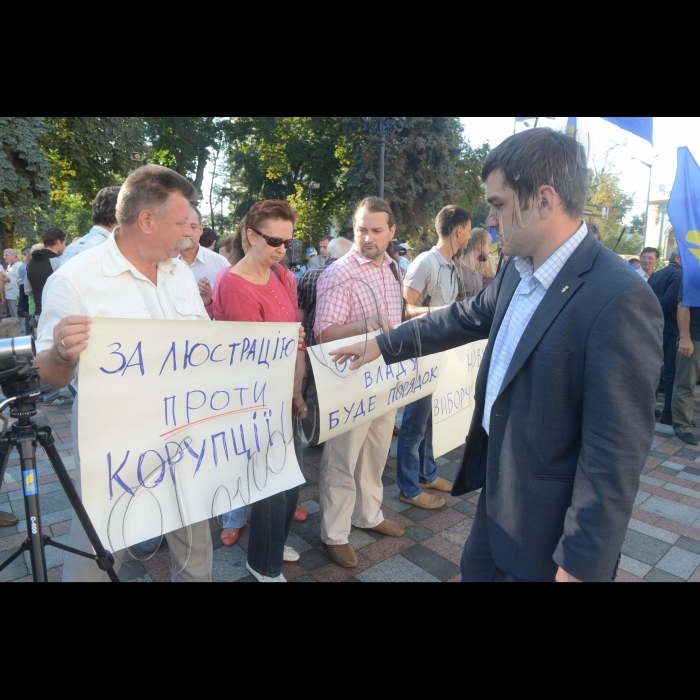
[676,432,700,446]
[660,418,673,426]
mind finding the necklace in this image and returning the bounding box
[244,257,271,285]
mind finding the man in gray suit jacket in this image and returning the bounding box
[330,128,664,582]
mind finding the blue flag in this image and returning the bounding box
[600,117,654,145]
[566,117,577,137]
[488,228,499,254]
[668,147,700,307]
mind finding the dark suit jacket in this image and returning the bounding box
[648,262,683,337]
[377,233,664,582]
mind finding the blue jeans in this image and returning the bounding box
[659,333,678,422]
[247,436,303,578]
[222,506,247,530]
[397,396,438,500]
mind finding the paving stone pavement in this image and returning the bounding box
[2,390,700,583]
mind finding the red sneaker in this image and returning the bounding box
[294,504,308,523]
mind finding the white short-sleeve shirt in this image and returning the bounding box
[178,245,231,285]
[37,233,210,387]
[4,262,20,301]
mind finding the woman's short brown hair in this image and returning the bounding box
[246,200,298,236]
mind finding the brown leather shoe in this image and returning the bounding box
[327,544,359,569]
[0,511,18,527]
[369,519,405,538]
[423,478,453,493]
[400,492,445,510]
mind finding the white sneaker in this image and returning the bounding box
[246,562,287,583]
[284,547,300,563]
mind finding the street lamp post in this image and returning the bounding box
[361,118,407,199]
[309,181,320,247]
[632,155,660,248]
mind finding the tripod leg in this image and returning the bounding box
[37,426,119,583]
[15,431,49,582]
[0,436,12,488]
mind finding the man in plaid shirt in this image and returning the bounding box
[298,238,352,347]
[314,198,406,569]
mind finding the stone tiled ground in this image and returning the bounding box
[3,391,700,583]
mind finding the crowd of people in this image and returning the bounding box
[0,126,671,582]
[640,246,700,448]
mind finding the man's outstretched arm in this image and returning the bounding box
[330,266,506,370]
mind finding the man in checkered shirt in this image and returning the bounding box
[313,198,406,570]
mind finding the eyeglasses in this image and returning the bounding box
[250,228,294,250]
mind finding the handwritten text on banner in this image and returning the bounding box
[432,341,487,458]
[78,318,305,552]
[309,332,446,444]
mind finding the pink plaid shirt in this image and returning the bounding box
[314,248,404,340]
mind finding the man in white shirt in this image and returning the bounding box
[34,164,214,583]
[178,205,231,307]
[61,187,121,266]
[3,249,20,317]
[637,247,660,282]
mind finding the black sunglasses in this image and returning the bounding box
[250,228,294,250]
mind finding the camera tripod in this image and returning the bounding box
[0,367,118,583]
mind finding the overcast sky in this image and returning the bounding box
[461,117,700,222]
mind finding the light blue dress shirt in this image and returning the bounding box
[483,223,588,434]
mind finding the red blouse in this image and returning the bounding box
[213,266,301,326]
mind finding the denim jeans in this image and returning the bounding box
[222,506,247,530]
[397,396,438,500]
[659,333,678,422]
[247,435,303,578]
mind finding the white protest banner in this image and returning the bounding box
[78,318,304,552]
[309,332,446,444]
[432,340,488,458]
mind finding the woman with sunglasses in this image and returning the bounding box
[213,216,308,549]
[212,200,308,583]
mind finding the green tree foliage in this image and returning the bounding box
[226,117,491,249]
[46,194,93,242]
[587,148,635,252]
[146,117,225,195]
[228,117,346,244]
[0,117,51,248]
[610,213,646,256]
[454,141,491,217]
[40,117,145,204]
[341,117,468,243]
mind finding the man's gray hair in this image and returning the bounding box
[328,237,352,261]
[669,248,681,263]
[4,249,18,257]
[117,164,197,226]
